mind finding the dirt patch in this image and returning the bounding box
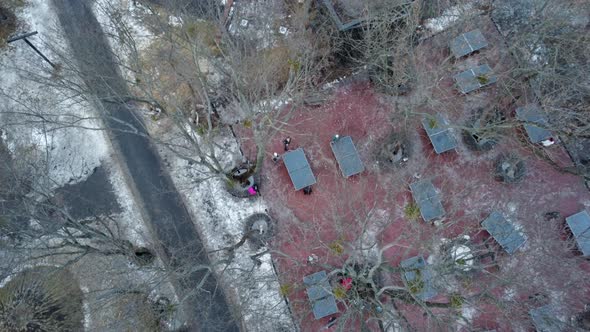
[494,153,526,183]
[461,107,505,152]
[133,247,156,266]
[0,5,17,46]
[374,131,412,169]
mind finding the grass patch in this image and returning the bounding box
[333,285,347,299]
[476,75,489,84]
[0,267,84,331]
[450,293,463,308]
[184,20,221,56]
[328,240,344,255]
[225,177,239,189]
[407,272,424,295]
[404,202,420,221]
[0,216,7,228]
[195,123,207,135]
[5,0,27,7]
[279,283,293,297]
[428,118,437,129]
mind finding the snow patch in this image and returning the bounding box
[80,286,92,331]
[1,0,109,190]
[93,0,154,80]
[424,3,478,34]
[106,159,151,247]
[159,128,297,331]
[461,304,476,321]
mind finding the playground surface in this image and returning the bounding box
[235,16,590,332]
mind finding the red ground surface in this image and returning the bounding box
[235,17,590,332]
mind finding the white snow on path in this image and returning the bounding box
[106,158,153,247]
[160,132,298,331]
[88,0,298,329]
[1,0,152,247]
[93,0,154,53]
[424,2,480,34]
[1,2,178,330]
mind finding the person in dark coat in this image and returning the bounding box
[283,137,291,151]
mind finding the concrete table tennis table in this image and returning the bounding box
[481,211,526,254]
[422,114,457,154]
[515,104,554,144]
[330,136,364,178]
[450,29,488,58]
[400,255,438,301]
[454,64,498,94]
[303,270,339,319]
[565,210,590,257]
[410,179,445,222]
[282,148,317,191]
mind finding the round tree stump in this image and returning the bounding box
[244,213,273,249]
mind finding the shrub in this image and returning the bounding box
[407,276,424,295]
[476,75,489,84]
[333,285,347,299]
[242,119,252,129]
[328,240,344,255]
[404,202,420,221]
[428,118,437,129]
[279,283,293,297]
[450,293,463,308]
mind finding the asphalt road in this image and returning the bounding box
[50,1,238,331]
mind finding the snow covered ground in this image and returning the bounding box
[0,1,178,329]
[0,0,156,251]
[157,128,296,331]
[423,2,482,34]
[90,1,297,330]
[0,0,107,191]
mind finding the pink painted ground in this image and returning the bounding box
[234,17,590,332]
